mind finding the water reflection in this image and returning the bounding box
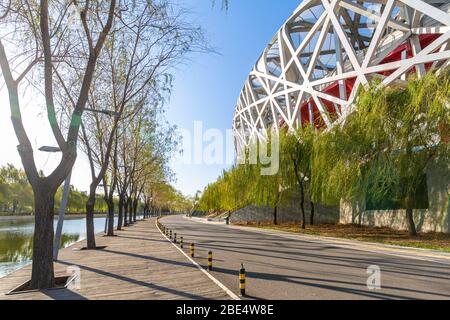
[0,216,116,278]
[0,233,80,263]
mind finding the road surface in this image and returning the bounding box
[161,215,450,300]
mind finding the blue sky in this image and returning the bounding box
[167,0,299,196]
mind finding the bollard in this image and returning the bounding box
[180,237,184,248]
[174,233,177,244]
[208,251,213,271]
[190,243,195,258]
[239,264,246,297]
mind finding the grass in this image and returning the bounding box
[234,222,450,253]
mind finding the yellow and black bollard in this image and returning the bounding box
[190,243,195,258]
[180,237,184,248]
[239,264,246,297]
[174,233,177,244]
[208,251,213,271]
[170,230,172,240]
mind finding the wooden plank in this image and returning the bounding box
[0,218,230,300]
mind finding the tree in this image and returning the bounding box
[79,0,201,246]
[312,71,449,236]
[0,0,117,288]
[280,126,315,228]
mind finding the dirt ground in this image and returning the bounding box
[234,222,450,252]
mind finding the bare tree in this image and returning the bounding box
[76,0,203,248]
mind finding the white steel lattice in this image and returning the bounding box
[233,0,450,152]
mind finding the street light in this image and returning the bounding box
[119,165,131,171]
[97,184,110,233]
[38,146,62,153]
[84,108,120,118]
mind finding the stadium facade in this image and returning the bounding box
[232,0,450,232]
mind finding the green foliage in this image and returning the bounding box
[198,164,256,212]
[311,70,450,209]
[199,132,284,213]
[200,70,449,232]
[152,183,192,212]
[0,164,109,215]
[280,126,315,191]
[0,164,33,214]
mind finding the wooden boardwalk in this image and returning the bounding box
[0,218,231,300]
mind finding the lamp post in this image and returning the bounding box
[97,184,111,233]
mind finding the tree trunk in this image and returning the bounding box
[133,198,138,222]
[144,202,149,219]
[85,192,96,249]
[403,143,417,237]
[406,207,417,236]
[127,198,133,224]
[299,183,306,229]
[117,196,124,230]
[106,199,115,237]
[124,197,129,227]
[273,206,278,225]
[310,201,315,226]
[406,196,417,236]
[30,188,55,289]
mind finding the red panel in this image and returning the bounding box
[291,34,442,129]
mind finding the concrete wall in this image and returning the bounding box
[340,163,450,233]
[230,188,339,225]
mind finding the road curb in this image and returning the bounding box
[155,219,240,300]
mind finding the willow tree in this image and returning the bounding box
[280,126,315,229]
[312,71,449,236]
[221,164,255,214]
[251,166,284,225]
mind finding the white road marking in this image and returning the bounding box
[155,219,240,300]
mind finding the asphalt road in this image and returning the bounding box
[160,215,450,300]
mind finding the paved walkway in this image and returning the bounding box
[0,218,230,300]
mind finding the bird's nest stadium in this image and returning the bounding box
[232,0,450,152]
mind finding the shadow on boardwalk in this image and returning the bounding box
[0,219,230,300]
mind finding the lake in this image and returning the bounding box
[0,216,119,279]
